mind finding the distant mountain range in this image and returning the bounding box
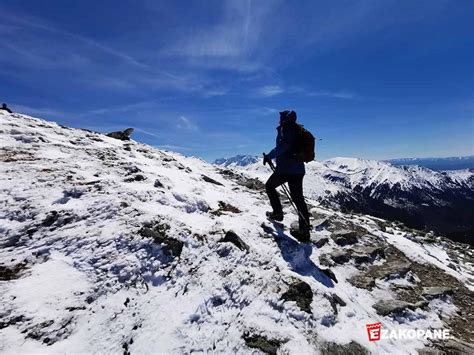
[214,155,260,167]
[387,156,474,171]
[215,155,474,244]
[214,155,474,171]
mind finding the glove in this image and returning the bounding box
[263,153,271,166]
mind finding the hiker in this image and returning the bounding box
[1,103,12,113]
[263,110,311,242]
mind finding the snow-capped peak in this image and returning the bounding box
[214,154,260,167]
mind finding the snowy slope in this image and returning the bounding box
[1,112,473,354]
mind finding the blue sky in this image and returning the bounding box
[1,0,473,161]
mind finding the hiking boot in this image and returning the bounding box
[266,211,283,222]
[290,228,311,243]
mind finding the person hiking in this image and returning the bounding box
[263,110,311,242]
[1,103,12,113]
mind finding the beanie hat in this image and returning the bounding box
[279,110,297,124]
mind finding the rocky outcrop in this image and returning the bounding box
[373,299,428,316]
[281,280,313,313]
[320,341,368,355]
[218,231,249,252]
[138,221,183,258]
[0,262,28,281]
[422,286,454,300]
[217,168,265,191]
[331,230,359,246]
[201,174,224,186]
[243,334,285,355]
[106,128,134,141]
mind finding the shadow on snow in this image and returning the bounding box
[267,221,335,288]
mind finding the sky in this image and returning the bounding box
[1,0,473,162]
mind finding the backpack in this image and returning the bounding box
[293,124,315,162]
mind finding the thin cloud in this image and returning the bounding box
[0,11,218,97]
[254,107,279,116]
[5,12,150,70]
[12,104,69,118]
[157,144,193,151]
[176,116,198,131]
[305,90,358,100]
[165,0,275,72]
[255,85,358,100]
[83,101,160,116]
[256,85,284,97]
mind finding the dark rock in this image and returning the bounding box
[241,177,265,190]
[0,262,28,281]
[42,211,59,227]
[65,306,86,312]
[218,169,265,191]
[320,341,368,355]
[422,286,454,300]
[330,251,350,264]
[106,128,134,141]
[243,334,284,355]
[211,201,241,216]
[350,246,385,264]
[379,259,411,279]
[139,223,183,258]
[312,217,331,229]
[331,230,358,246]
[218,231,249,252]
[319,255,332,267]
[373,299,429,316]
[124,174,147,182]
[85,295,96,304]
[202,174,224,186]
[348,275,376,290]
[1,234,22,248]
[162,156,176,162]
[281,280,313,313]
[124,165,141,175]
[0,315,25,330]
[26,320,55,340]
[325,293,346,314]
[210,296,225,307]
[313,237,329,248]
[83,180,101,186]
[154,179,164,188]
[332,294,346,307]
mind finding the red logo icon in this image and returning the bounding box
[366,322,382,342]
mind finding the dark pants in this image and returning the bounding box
[265,172,310,230]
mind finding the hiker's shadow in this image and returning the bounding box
[268,221,334,288]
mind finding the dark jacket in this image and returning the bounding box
[267,123,305,175]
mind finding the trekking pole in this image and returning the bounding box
[265,156,310,228]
